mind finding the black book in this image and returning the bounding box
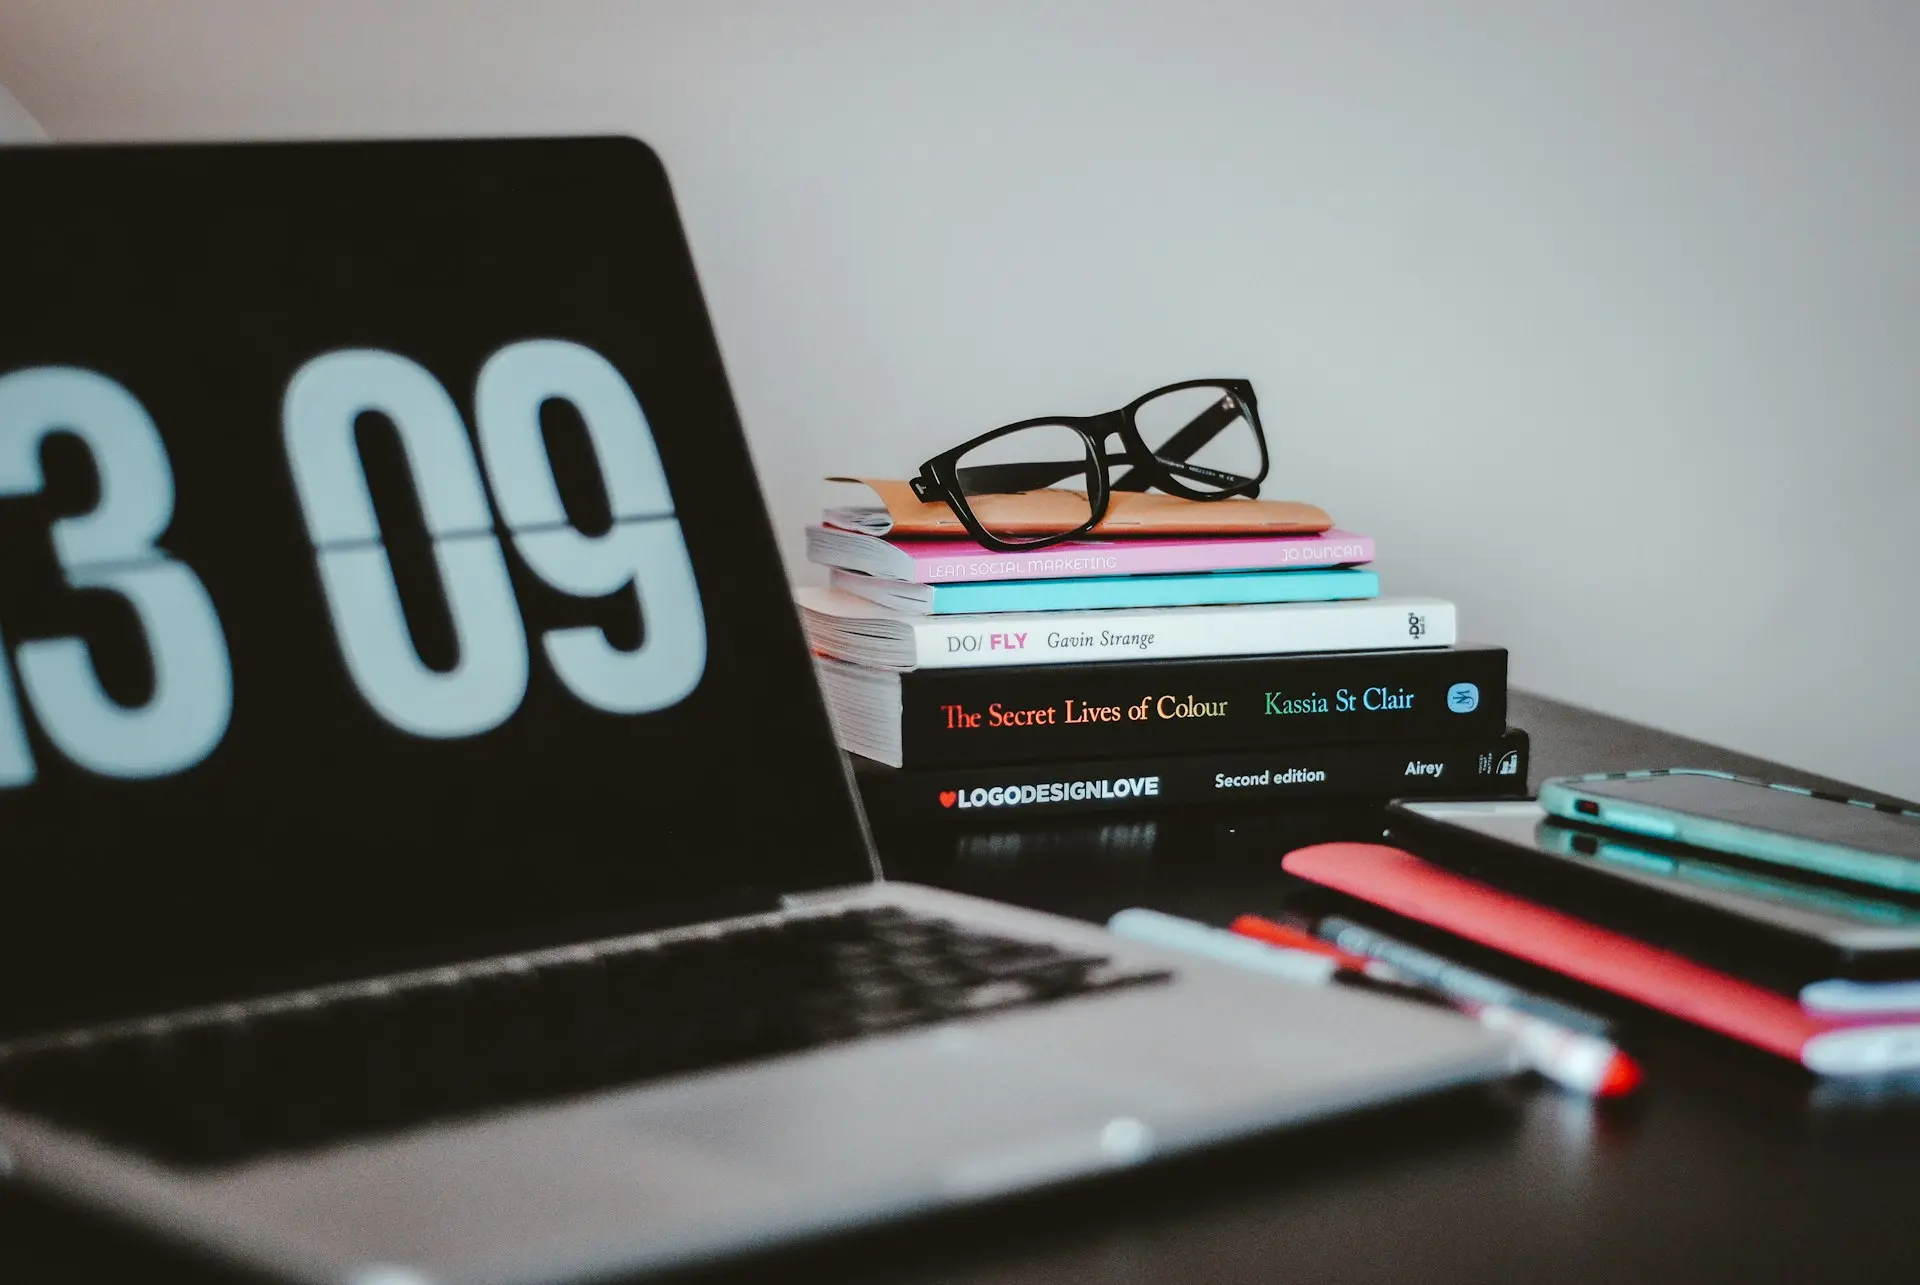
[852,728,1529,824]
[1385,805,1920,989]
[816,645,1507,768]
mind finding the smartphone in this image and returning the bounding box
[1537,769,1920,895]
[1385,798,1920,993]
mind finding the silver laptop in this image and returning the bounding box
[0,137,1511,1285]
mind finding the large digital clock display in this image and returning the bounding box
[0,139,871,1038]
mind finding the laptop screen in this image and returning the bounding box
[0,138,874,1040]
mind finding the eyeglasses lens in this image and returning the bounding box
[951,422,1098,544]
[1130,385,1263,493]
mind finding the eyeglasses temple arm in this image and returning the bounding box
[950,459,1107,494]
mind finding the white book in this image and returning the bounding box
[794,586,1455,672]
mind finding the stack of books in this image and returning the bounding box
[799,491,1527,823]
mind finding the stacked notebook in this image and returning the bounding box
[800,483,1527,822]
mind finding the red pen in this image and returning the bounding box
[1229,915,1381,974]
[1229,912,1642,1098]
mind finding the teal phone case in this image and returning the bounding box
[1537,769,1920,896]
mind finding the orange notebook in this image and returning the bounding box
[824,477,1333,539]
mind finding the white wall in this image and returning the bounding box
[0,79,45,139]
[1,1,1915,796]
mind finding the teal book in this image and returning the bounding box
[827,567,1380,615]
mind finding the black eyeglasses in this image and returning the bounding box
[910,378,1269,551]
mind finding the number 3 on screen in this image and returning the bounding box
[0,368,235,785]
[282,340,707,739]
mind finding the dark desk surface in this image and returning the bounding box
[8,693,1920,1283]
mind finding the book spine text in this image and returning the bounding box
[898,647,1507,767]
[910,600,1451,668]
[911,533,1375,582]
[860,731,1529,821]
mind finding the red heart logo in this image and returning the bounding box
[938,791,958,808]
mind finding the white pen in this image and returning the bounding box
[1109,906,1643,1097]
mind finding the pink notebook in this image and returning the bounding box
[806,525,1374,585]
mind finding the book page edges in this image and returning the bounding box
[824,477,1333,536]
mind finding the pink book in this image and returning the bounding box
[805,524,1373,584]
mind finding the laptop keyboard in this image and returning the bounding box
[0,906,1170,1169]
